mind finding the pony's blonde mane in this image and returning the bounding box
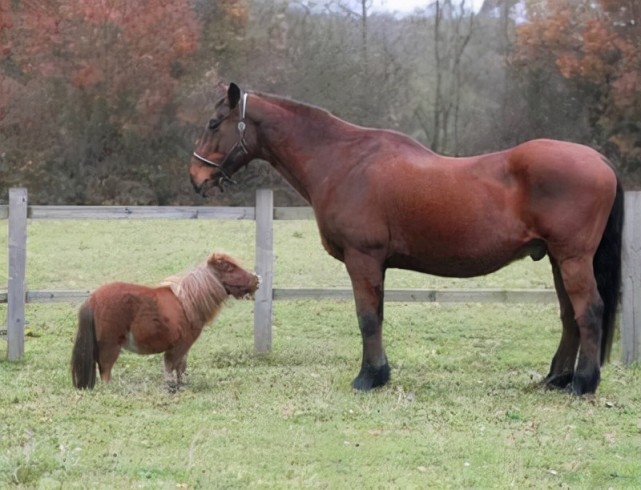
[161,262,228,327]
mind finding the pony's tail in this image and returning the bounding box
[594,175,624,365]
[71,301,98,389]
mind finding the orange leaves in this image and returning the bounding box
[0,0,12,30]
[556,53,580,79]
[582,20,613,53]
[540,7,572,46]
[612,71,640,109]
[117,0,200,61]
[1,0,202,132]
[513,3,582,73]
[72,0,124,25]
[5,1,199,85]
[516,0,640,98]
[175,30,198,56]
[515,0,641,170]
[71,63,104,88]
[517,1,640,87]
[0,0,12,60]
[219,0,249,28]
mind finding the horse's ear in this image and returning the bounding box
[228,83,242,109]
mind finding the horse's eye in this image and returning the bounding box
[209,118,222,130]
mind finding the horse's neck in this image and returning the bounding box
[251,95,351,202]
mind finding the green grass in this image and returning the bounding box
[1,220,640,489]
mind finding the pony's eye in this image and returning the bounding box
[209,118,222,130]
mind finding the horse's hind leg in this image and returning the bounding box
[545,259,580,389]
[553,256,603,394]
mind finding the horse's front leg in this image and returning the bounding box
[344,249,390,391]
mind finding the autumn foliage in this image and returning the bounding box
[0,0,206,204]
[2,1,641,205]
[516,0,641,174]
[2,0,199,128]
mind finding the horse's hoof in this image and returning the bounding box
[351,361,390,391]
[544,372,574,391]
[570,371,600,395]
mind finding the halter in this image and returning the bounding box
[192,92,250,186]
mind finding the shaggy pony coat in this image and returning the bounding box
[71,252,258,390]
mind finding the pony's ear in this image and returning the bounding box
[228,83,242,110]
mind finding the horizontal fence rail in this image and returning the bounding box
[0,287,559,304]
[2,187,640,364]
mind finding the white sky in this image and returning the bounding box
[370,0,486,14]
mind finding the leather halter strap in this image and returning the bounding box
[192,92,250,184]
[191,152,220,167]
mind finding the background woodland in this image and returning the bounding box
[1,0,640,206]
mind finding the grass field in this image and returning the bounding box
[1,219,640,489]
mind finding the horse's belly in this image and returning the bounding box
[389,239,546,278]
[388,254,506,277]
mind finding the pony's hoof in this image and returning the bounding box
[351,361,390,391]
[166,382,183,394]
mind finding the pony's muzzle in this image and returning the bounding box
[240,274,261,300]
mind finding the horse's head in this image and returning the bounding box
[190,83,256,196]
[207,251,260,299]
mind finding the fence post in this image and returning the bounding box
[622,190,641,364]
[7,188,27,360]
[254,188,273,352]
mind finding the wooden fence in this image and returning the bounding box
[2,187,640,364]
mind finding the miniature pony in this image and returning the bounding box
[71,251,259,390]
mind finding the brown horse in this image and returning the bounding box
[71,251,259,390]
[189,83,623,395]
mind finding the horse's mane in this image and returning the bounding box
[256,92,339,121]
[161,262,228,327]
[254,91,433,153]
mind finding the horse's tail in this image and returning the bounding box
[594,175,624,365]
[71,301,99,389]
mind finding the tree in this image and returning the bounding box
[411,0,476,154]
[1,0,201,204]
[515,0,641,180]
